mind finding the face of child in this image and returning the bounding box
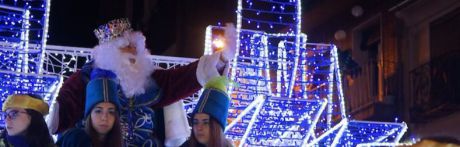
[4,108,31,136]
[193,113,211,145]
[90,102,116,136]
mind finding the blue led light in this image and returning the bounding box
[0,0,58,127]
[203,0,408,146]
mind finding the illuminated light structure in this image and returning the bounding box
[0,0,60,126]
[0,0,409,145]
[204,0,407,146]
[0,0,52,73]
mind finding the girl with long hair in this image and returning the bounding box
[182,76,233,147]
[0,94,54,147]
[57,69,122,147]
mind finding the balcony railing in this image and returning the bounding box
[409,51,460,122]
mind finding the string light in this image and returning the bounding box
[203,0,408,146]
[38,0,52,74]
[0,0,410,145]
[0,70,60,126]
[204,26,213,55]
[0,0,59,128]
[0,1,50,74]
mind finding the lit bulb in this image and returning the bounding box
[213,38,226,50]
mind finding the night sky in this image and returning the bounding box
[47,0,235,58]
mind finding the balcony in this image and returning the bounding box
[409,51,460,122]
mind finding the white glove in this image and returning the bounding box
[196,23,236,86]
[196,53,222,86]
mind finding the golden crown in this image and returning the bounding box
[94,18,132,43]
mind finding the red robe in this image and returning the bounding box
[55,61,202,133]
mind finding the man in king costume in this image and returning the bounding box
[47,18,236,146]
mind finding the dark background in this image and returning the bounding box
[48,0,236,57]
[47,0,324,58]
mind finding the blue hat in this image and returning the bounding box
[84,68,121,118]
[193,76,230,131]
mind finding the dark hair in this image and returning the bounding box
[85,111,122,147]
[23,109,55,147]
[189,116,231,147]
[19,94,53,147]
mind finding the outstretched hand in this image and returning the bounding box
[197,23,237,86]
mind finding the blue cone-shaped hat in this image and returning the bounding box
[84,68,121,117]
[193,76,231,131]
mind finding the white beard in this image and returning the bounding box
[93,31,156,97]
